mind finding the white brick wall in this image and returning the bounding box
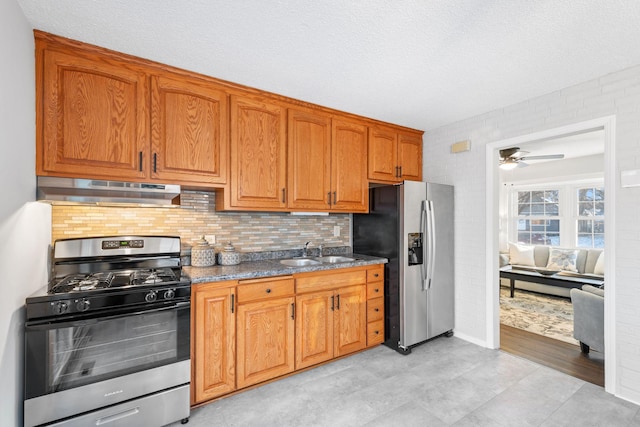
[423,64,640,404]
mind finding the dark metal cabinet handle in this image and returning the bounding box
[291,303,295,320]
[231,294,235,314]
[399,166,402,177]
[374,288,380,293]
[266,288,271,294]
[153,153,157,173]
[374,330,380,335]
[373,273,379,278]
[374,308,379,312]
[282,188,286,203]
[327,192,331,205]
[331,295,335,311]
[336,294,340,310]
[138,152,143,171]
[333,191,337,205]
[395,166,399,177]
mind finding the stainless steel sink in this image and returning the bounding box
[279,258,322,267]
[314,256,356,264]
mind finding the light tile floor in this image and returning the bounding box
[175,337,640,426]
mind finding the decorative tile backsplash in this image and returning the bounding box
[51,191,351,252]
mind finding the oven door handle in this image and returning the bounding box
[25,301,190,329]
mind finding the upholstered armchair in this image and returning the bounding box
[570,285,604,354]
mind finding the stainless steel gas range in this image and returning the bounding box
[24,236,191,427]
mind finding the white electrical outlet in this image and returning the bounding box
[333,226,340,237]
[204,235,216,244]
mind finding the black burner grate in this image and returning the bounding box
[50,272,115,293]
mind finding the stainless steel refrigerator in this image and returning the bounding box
[353,181,454,354]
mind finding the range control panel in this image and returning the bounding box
[102,239,145,250]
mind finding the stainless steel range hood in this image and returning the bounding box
[37,176,181,207]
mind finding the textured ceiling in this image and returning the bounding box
[17,0,640,131]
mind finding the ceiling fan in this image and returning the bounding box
[499,147,565,170]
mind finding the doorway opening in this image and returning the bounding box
[485,116,616,393]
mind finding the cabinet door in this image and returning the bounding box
[151,74,228,185]
[331,119,368,212]
[287,109,332,210]
[295,290,334,369]
[229,96,287,209]
[39,48,149,179]
[334,285,367,357]
[236,296,295,388]
[368,126,399,182]
[192,284,236,404]
[398,132,423,181]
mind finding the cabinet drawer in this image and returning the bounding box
[237,277,294,303]
[296,270,366,294]
[366,282,384,300]
[367,266,383,282]
[367,298,384,322]
[367,320,384,346]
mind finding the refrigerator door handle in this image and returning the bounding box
[420,200,428,290]
[427,200,436,289]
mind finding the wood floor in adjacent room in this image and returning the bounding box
[500,323,605,387]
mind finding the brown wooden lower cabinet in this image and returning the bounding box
[295,284,367,370]
[236,295,296,388]
[191,281,237,405]
[191,265,384,406]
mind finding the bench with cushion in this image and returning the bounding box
[499,243,604,298]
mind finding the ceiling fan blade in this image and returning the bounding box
[520,154,564,161]
[499,147,529,160]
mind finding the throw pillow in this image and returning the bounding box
[508,243,535,267]
[546,248,579,272]
[593,252,605,276]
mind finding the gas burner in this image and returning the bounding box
[51,272,115,293]
[130,268,177,286]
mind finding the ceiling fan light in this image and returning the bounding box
[499,159,519,170]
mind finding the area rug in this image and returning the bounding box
[500,286,579,346]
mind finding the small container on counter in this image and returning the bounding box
[218,241,241,266]
[191,236,216,267]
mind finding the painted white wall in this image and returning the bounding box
[424,66,640,404]
[0,1,51,425]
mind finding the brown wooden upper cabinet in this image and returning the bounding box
[36,33,228,186]
[368,126,423,183]
[222,95,288,210]
[38,45,150,180]
[151,74,228,185]
[287,110,368,212]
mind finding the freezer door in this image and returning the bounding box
[425,182,455,339]
[399,181,429,348]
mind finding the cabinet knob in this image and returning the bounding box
[374,273,379,278]
[375,288,380,293]
[374,308,379,312]
[265,288,271,293]
[375,330,379,335]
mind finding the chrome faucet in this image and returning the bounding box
[303,241,311,257]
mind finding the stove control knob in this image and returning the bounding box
[76,298,91,312]
[145,290,157,303]
[164,289,175,300]
[52,301,68,315]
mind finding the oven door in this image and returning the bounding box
[24,301,190,425]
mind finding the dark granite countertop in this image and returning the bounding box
[183,253,387,284]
